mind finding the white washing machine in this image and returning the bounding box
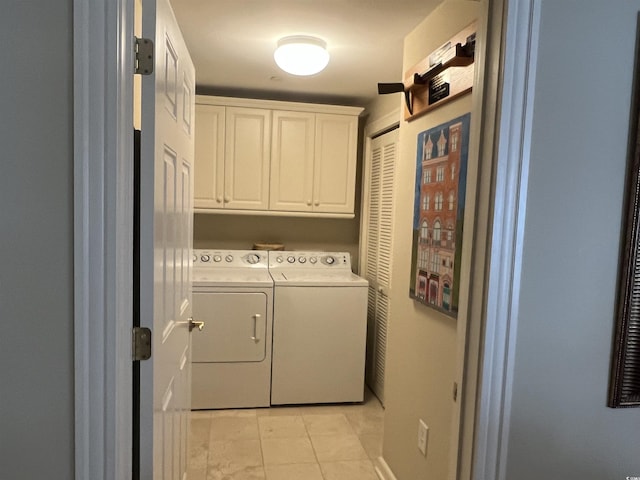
[269,251,368,405]
[191,249,273,409]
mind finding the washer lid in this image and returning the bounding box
[193,268,274,287]
[271,270,368,287]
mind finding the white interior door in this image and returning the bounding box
[139,0,195,478]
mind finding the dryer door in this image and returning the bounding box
[192,292,267,362]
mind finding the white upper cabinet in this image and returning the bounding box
[194,105,270,211]
[224,107,271,210]
[313,114,358,214]
[194,104,225,209]
[270,110,316,212]
[194,96,362,217]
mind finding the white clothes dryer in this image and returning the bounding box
[269,251,368,405]
[191,249,273,409]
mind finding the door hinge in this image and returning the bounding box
[132,327,152,361]
[453,381,459,402]
[134,37,154,75]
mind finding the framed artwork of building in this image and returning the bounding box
[409,113,471,318]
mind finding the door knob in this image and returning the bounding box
[188,317,205,332]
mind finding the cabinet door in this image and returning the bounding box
[194,104,225,209]
[270,111,315,212]
[313,114,358,214]
[225,107,271,210]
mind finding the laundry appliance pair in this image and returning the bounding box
[191,249,368,410]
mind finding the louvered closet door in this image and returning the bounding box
[364,128,398,405]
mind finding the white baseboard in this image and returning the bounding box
[374,456,398,480]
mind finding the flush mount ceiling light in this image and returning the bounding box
[274,36,330,76]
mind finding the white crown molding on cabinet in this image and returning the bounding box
[196,94,363,117]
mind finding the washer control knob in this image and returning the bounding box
[276,256,283,263]
[298,256,307,264]
[309,257,317,264]
[213,255,222,263]
[246,254,261,265]
[200,254,210,262]
[287,256,296,263]
[192,253,198,263]
[225,255,234,263]
[325,256,335,265]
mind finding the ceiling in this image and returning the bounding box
[171,0,444,107]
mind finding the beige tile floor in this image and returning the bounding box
[187,389,384,480]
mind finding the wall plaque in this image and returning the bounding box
[403,21,476,121]
[429,72,451,104]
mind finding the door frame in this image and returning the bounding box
[469,0,541,479]
[72,0,540,479]
[73,0,134,479]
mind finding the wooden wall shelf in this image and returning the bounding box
[404,43,474,93]
[403,21,477,121]
[377,21,477,122]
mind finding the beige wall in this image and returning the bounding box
[380,2,480,479]
[364,94,402,127]
[194,214,361,268]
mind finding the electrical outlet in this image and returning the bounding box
[417,419,429,456]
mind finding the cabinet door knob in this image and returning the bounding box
[224,197,230,203]
[216,196,222,203]
[306,200,312,206]
[314,201,320,206]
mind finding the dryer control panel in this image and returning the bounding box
[268,251,352,270]
[193,249,268,268]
